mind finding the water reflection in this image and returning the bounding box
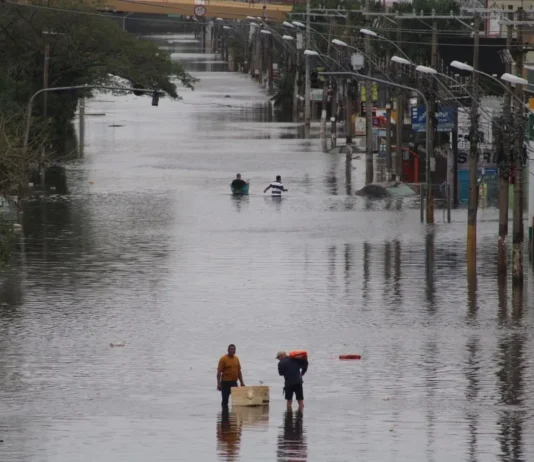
[464,336,480,462]
[424,341,437,462]
[217,407,242,461]
[496,286,526,462]
[233,406,269,431]
[425,231,435,310]
[277,411,307,461]
[230,195,249,213]
[467,275,478,321]
[393,240,402,305]
[362,242,371,308]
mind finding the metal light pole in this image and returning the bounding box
[24,84,168,151]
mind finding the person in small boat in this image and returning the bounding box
[264,175,288,197]
[231,174,248,193]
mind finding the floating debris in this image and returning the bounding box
[110,341,126,347]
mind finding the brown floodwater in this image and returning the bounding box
[0,33,533,462]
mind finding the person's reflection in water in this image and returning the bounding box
[216,406,242,461]
[231,195,248,213]
[277,411,307,461]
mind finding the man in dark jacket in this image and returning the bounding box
[231,174,248,193]
[276,351,308,412]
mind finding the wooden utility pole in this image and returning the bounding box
[427,15,437,224]
[498,20,513,272]
[364,0,373,185]
[512,8,525,284]
[467,13,480,280]
[395,18,403,180]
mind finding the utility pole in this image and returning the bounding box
[364,0,373,185]
[40,43,50,189]
[498,19,513,272]
[79,96,85,156]
[395,17,403,180]
[267,34,273,94]
[304,0,311,127]
[331,79,338,147]
[467,13,480,280]
[346,78,353,145]
[293,38,301,122]
[385,51,392,180]
[345,11,352,145]
[321,76,328,138]
[512,7,525,284]
[427,14,437,224]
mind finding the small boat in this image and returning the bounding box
[231,182,249,196]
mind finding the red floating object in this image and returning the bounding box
[339,355,361,360]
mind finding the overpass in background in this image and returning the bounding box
[103,0,292,21]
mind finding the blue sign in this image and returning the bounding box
[411,106,456,132]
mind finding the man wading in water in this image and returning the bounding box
[264,175,288,197]
[217,344,245,407]
[277,351,308,412]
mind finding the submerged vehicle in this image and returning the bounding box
[355,182,416,198]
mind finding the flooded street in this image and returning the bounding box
[1,34,534,461]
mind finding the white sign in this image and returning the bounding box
[311,89,323,102]
[354,117,366,136]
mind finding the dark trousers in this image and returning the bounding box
[221,381,238,406]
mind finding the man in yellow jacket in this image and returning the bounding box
[217,344,245,407]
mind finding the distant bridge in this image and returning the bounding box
[102,0,292,22]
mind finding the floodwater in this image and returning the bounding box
[1,34,534,462]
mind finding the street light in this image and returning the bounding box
[283,21,295,28]
[332,38,348,47]
[282,35,295,41]
[292,21,305,28]
[501,73,529,86]
[260,29,272,35]
[223,26,231,30]
[216,18,223,21]
[391,56,411,66]
[359,28,378,37]
[415,65,437,75]
[450,61,473,72]
[247,16,256,20]
[303,49,319,56]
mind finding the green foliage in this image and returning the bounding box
[272,71,295,115]
[0,212,16,265]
